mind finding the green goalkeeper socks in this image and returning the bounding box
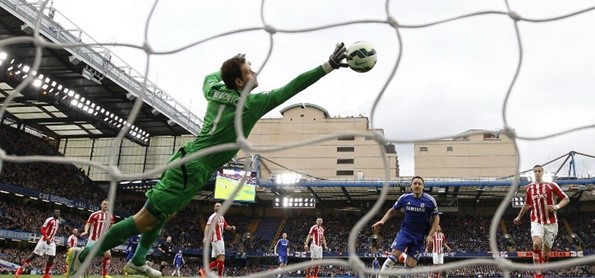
[79,217,140,261]
[131,221,164,266]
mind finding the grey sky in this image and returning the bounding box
[51,0,595,177]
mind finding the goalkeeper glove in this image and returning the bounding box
[322,42,347,73]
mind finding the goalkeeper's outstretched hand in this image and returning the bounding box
[329,42,347,69]
[322,42,347,73]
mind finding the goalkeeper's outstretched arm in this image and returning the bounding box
[250,42,348,118]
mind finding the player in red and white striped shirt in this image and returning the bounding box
[15,209,61,278]
[202,203,235,277]
[67,228,79,250]
[304,217,328,278]
[514,165,570,278]
[80,200,115,278]
[425,225,451,278]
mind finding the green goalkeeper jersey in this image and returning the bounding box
[183,65,327,170]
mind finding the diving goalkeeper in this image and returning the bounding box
[66,42,348,278]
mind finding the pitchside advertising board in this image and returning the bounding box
[515,251,584,258]
[0,228,588,258]
[0,229,87,247]
[0,182,99,211]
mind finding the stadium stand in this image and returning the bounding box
[0,115,593,277]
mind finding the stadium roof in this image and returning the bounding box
[251,152,595,203]
[280,103,330,118]
[252,177,595,204]
[0,2,200,146]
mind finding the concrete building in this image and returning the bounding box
[237,103,399,181]
[414,129,516,178]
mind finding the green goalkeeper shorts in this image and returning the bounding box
[145,147,215,220]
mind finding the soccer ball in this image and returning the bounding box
[346,41,377,73]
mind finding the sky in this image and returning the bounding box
[46,0,595,177]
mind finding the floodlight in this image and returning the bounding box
[274,195,316,209]
[512,197,525,208]
[68,55,81,65]
[82,66,102,84]
[0,52,7,60]
[275,172,302,185]
[20,24,33,35]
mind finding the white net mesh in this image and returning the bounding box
[0,0,594,277]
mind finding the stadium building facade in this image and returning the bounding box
[238,103,399,181]
[414,129,517,178]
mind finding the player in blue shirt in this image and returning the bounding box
[124,234,140,276]
[274,232,290,270]
[171,250,184,277]
[372,176,439,277]
[126,234,140,263]
[372,256,380,272]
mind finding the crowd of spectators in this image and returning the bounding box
[161,210,207,250]
[282,215,315,253]
[282,214,378,255]
[0,196,87,237]
[1,194,593,256]
[1,199,594,277]
[1,125,594,277]
[438,216,498,252]
[0,125,103,204]
[158,210,253,253]
[566,214,595,253]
